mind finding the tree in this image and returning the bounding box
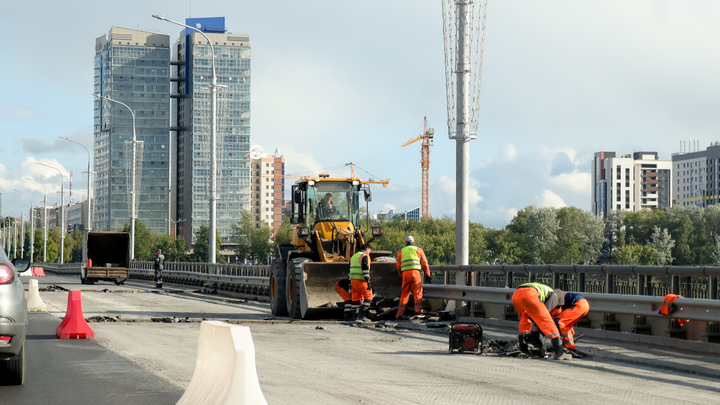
[524,207,559,264]
[648,226,674,265]
[231,211,274,264]
[193,225,225,263]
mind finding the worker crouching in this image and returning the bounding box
[349,244,373,322]
[512,282,571,360]
[552,290,590,353]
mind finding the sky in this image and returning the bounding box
[2,0,720,229]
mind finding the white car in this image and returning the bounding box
[0,251,30,385]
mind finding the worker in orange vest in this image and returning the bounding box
[334,278,353,321]
[395,235,430,320]
[551,290,590,352]
[512,282,571,360]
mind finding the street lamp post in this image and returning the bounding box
[93,93,138,261]
[38,162,66,264]
[6,199,24,259]
[26,177,48,262]
[15,190,34,262]
[153,14,220,264]
[60,136,92,232]
[3,207,18,258]
[166,218,186,241]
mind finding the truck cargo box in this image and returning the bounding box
[83,231,130,285]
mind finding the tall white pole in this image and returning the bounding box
[93,94,137,260]
[16,190,34,261]
[7,200,24,258]
[455,0,471,271]
[38,163,66,264]
[60,137,92,232]
[27,177,48,262]
[153,14,219,264]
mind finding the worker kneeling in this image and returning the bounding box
[551,290,590,353]
[512,282,571,360]
[348,244,373,322]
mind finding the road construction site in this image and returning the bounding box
[5,273,720,405]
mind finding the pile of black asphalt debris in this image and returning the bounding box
[359,298,589,360]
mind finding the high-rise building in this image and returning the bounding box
[672,142,720,207]
[93,27,171,233]
[250,149,285,230]
[592,151,672,218]
[171,17,251,247]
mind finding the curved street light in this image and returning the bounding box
[6,199,25,259]
[60,136,92,232]
[152,14,221,264]
[93,93,139,261]
[37,162,67,264]
[15,189,34,262]
[25,177,48,262]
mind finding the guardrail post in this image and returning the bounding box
[553,272,560,289]
[578,272,586,292]
[505,271,513,288]
[636,275,645,295]
[606,273,615,294]
[671,275,680,295]
[710,276,718,300]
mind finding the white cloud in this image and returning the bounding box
[536,189,567,209]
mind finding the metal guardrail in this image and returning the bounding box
[423,285,720,323]
[39,262,720,324]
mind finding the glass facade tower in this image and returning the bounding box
[93,27,171,233]
[173,17,251,246]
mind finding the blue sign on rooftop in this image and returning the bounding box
[185,17,226,34]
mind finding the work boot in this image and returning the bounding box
[551,337,572,360]
[518,333,530,354]
[355,305,371,323]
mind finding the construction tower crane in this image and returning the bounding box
[402,117,434,218]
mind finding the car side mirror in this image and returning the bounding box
[11,258,31,272]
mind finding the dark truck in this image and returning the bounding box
[81,231,130,285]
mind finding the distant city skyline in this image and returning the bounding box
[5,1,720,230]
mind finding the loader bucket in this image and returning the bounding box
[297,260,401,319]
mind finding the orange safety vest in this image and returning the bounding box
[659,294,689,326]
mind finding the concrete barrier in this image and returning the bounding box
[177,321,267,405]
[27,279,47,312]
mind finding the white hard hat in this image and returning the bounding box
[405,235,414,243]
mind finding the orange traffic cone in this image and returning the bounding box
[56,290,94,339]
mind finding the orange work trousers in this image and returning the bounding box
[334,281,351,302]
[512,287,560,340]
[397,270,423,316]
[350,279,372,303]
[555,298,589,350]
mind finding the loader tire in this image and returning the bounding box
[286,257,310,319]
[270,258,288,316]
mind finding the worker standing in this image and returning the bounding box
[552,290,590,353]
[395,235,430,320]
[349,244,373,322]
[511,282,571,360]
[154,249,165,289]
[334,278,353,321]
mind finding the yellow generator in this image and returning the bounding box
[271,175,400,319]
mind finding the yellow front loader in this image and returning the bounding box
[271,175,400,319]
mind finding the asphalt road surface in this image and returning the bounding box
[2,273,720,404]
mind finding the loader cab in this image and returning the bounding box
[291,179,363,230]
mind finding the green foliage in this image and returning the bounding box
[193,225,226,263]
[231,211,274,264]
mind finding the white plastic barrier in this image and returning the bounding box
[27,279,48,312]
[177,321,267,405]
